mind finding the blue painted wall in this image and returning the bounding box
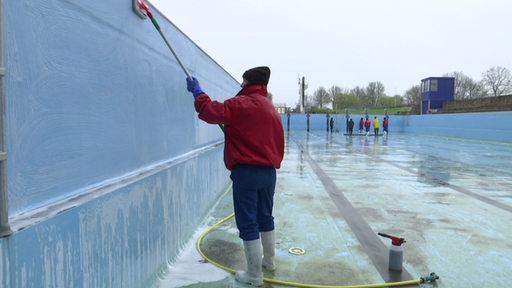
[395,111,512,142]
[282,111,512,143]
[2,0,237,287]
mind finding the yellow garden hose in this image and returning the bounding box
[196,213,424,288]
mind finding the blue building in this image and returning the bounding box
[420,77,455,114]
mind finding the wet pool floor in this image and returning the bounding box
[159,131,512,288]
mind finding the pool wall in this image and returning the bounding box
[282,111,512,143]
[1,1,233,287]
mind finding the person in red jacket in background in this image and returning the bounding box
[383,117,389,135]
[364,117,371,135]
[186,66,284,286]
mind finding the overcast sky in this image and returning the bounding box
[149,0,512,107]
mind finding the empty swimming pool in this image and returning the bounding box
[161,130,512,288]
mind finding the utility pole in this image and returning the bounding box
[298,76,307,113]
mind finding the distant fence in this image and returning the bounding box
[441,94,512,113]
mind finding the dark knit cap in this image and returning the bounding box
[242,66,271,85]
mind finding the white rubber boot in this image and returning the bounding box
[261,231,276,271]
[235,239,263,286]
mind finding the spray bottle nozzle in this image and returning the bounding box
[378,232,406,246]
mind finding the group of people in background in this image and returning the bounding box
[350,115,388,136]
[330,115,390,136]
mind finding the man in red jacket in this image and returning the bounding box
[186,66,284,286]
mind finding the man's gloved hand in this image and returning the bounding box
[186,77,205,98]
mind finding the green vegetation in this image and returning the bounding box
[306,106,411,115]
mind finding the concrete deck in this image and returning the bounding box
[160,131,512,288]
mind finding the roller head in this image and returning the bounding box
[133,0,148,18]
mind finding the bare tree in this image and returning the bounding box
[312,87,331,109]
[466,79,487,99]
[366,81,385,106]
[444,71,486,99]
[350,85,375,108]
[328,85,348,110]
[481,66,512,96]
[350,86,366,101]
[328,85,343,98]
[403,85,421,105]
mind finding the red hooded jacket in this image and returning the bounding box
[194,85,284,170]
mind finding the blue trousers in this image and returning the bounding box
[230,165,276,241]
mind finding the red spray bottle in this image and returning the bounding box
[378,232,406,271]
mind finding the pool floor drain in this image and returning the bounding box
[288,247,306,255]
